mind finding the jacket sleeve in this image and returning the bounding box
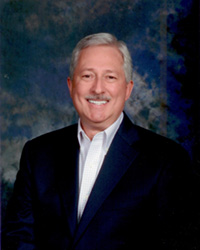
[2,142,37,250]
[155,144,198,250]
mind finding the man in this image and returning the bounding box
[2,33,195,250]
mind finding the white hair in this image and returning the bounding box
[69,33,133,83]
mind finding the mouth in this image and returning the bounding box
[88,100,109,105]
[86,95,111,106]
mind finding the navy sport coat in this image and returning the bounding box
[2,113,195,250]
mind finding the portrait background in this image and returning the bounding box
[1,0,199,223]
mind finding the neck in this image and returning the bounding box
[80,123,105,140]
[79,113,123,140]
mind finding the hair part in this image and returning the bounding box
[69,33,133,83]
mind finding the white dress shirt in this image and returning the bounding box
[77,113,124,221]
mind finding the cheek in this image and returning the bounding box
[113,87,128,100]
[72,86,88,102]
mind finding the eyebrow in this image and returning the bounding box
[80,68,95,72]
[80,68,118,74]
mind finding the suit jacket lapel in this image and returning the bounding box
[74,114,140,243]
[54,125,79,237]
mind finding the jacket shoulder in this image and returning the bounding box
[121,114,188,157]
[26,123,78,149]
[136,124,185,153]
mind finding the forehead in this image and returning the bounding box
[77,45,124,67]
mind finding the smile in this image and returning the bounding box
[88,100,108,105]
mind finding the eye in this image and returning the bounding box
[81,73,94,81]
[106,75,117,81]
[109,76,116,79]
[83,74,90,78]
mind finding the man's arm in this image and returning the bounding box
[2,142,37,250]
[156,144,198,250]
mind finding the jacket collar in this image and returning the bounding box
[73,113,140,244]
[54,125,80,237]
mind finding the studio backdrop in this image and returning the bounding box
[1,0,199,222]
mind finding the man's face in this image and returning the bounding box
[67,45,133,136]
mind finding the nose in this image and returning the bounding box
[91,76,105,94]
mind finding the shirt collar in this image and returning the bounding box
[78,113,124,151]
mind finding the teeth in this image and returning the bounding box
[88,100,107,105]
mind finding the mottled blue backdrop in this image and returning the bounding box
[1,0,199,221]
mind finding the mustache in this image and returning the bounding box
[85,95,111,101]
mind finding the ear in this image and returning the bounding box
[67,77,73,96]
[125,80,134,101]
